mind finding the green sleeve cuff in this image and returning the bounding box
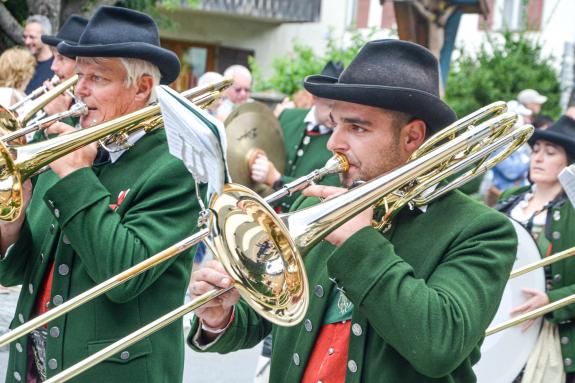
[327,226,403,304]
[43,167,110,228]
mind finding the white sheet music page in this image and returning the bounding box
[559,164,575,206]
[156,85,230,197]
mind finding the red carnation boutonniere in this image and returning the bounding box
[109,189,130,211]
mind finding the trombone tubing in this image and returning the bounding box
[45,286,233,383]
[0,153,344,348]
[486,293,575,336]
[510,246,575,279]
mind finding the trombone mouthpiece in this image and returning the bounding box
[323,153,349,175]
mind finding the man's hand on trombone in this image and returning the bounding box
[189,260,240,341]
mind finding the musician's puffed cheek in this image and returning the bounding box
[325,206,373,246]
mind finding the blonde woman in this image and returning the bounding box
[0,47,36,107]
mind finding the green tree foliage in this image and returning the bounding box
[250,29,378,95]
[445,31,561,119]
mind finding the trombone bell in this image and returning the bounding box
[205,184,309,326]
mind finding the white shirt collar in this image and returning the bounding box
[304,107,331,135]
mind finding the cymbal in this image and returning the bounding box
[225,102,285,195]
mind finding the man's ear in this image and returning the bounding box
[401,119,427,155]
[134,75,154,104]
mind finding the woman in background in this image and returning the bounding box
[497,115,575,383]
[0,47,36,107]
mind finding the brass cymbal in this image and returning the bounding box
[225,101,285,195]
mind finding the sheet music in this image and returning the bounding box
[156,85,230,197]
[559,164,575,206]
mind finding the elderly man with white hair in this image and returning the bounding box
[216,64,253,120]
[0,6,201,383]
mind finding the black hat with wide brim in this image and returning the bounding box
[529,115,575,159]
[304,39,456,134]
[42,15,88,50]
[58,6,180,85]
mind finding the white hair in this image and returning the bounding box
[26,15,52,35]
[76,57,161,103]
[198,71,224,87]
[223,65,252,82]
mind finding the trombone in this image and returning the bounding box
[8,75,61,111]
[44,102,534,382]
[0,153,349,349]
[0,78,232,222]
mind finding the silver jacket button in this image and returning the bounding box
[553,231,561,240]
[48,358,58,370]
[50,327,60,338]
[348,360,358,373]
[58,264,70,276]
[13,372,21,382]
[304,319,313,332]
[565,358,573,367]
[120,351,130,360]
[314,285,324,298]
[352,323,363,336]
[293,353,300,366]
[52,295,64,306]
[561,336,570,345]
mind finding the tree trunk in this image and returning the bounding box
[27,0,61,31]
[0,3,24,44]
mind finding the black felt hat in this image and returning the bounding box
[320,60,345,79]
[42,15,88,49]
[304,39,456,134]
[58,6,180,84]
[530,115,575,159]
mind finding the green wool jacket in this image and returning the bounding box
[0,129,200,383]
[498,186,575,372]
[189,190,517,382]
[276,108,339,211]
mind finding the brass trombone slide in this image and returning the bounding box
[0,75,79,136]
[1,101,88,143]
[45,103,534,382]
[0,154,348,349]
[8,75,61,111]
[485,245,575,336]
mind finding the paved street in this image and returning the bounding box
[0,288,261,382]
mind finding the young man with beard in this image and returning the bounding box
[187,39,518,383]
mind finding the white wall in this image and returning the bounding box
[455,0,575,68]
